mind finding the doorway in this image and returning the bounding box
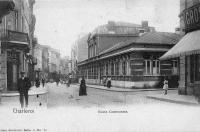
[7,51,19,91]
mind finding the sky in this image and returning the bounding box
[34,0,180,57]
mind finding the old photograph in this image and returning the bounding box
[0,0,200,131]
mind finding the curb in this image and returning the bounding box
[146,96,199,106]
[1,89,48,97]
[76,84,177,92]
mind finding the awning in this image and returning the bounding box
[160,30,200,60]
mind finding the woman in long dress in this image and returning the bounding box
[163,77,169,95]
[79,76,87,96]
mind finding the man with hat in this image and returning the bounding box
[17,71,31,108]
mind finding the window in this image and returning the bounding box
[172,60,178,75]
[22,16,24,32]
[106,63,108,75]
[144,60,160,75]
[15,11,18,30]
[195,55,200,81]
[115,61,119,75]
[111,62,114,75]
[122,61,127,75]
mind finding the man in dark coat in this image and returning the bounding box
[41,78,45,87]
[79,76,87,96]
[17,71,31,108]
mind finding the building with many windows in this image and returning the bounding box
[0,0,35,92]
[78,21,181,88]
[161,0,200,95]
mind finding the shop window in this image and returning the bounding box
[153,60,160,75]
[115,62,119,75]
[106,63,108,75]
[122,61,127,75]
[195,55,200,81]
[190,55,195,83]
[111,62,114,75]
[172,60,178,75]
[144,60,160,75]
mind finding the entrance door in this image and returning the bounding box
[7,51,19,91]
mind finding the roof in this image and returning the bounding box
[99,32,182,55]
[91,21,142,35]
[160,30,200,60]
[136,32,181,44]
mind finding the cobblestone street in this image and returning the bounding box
[0,83,200,132]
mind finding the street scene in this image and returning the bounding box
[1,0,200,132]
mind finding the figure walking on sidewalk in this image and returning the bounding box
[107,77,111,88]
[163,77,169,95]
[79,76,87,96]
[41,77,45,87]
[17,71,31,108]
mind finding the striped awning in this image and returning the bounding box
[160,30,200,60]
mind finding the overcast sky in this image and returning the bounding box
[34,0,180,57]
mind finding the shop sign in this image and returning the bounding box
[183,3,200,33]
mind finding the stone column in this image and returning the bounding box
[179,56,186,95]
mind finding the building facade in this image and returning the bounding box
[161,0,200,95]
[78,21,181,88]
[0,0,35,92]
[33,43,43,79]
[48,47,61,80]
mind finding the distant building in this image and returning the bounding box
[48,47,61,80]
[34,44,43,78]
[60,56,70,79]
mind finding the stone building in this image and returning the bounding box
[0,0,35,92]
[48,47,61,80]
[79,31,181,88]
[33,43,43,79]
[161,0,200,95]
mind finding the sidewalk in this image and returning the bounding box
[84,84,177,92]
[1,85,48,97]
[0,85,48,108]
[76,84,199,105]
[147,93,199,105]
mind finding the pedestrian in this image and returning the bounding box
[56,77,60,86]
[103,77,107,87]
[17,71,31,108]
[35,77,40,88]
[163,77,169,95]
[41,77,45,87]
[79,76,87,96]
[107,77,112,88]
[68,78,71,87]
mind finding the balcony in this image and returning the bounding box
[1,29,29,44]
[1,29,30,51]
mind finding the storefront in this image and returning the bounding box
[161,3,200,95]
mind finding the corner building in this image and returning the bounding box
[78,21,181,88]
[161,0,200,95]
[0,0,35,92]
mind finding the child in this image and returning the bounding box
[163,77,168,95]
